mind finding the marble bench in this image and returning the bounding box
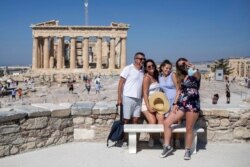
[124,124,205,154]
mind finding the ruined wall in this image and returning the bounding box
[0,102,249,158]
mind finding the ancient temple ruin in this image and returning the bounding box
[30,20,129,73]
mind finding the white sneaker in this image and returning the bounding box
[148,138,154,148]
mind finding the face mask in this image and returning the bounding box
[188,68,197,76]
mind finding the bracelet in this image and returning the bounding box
[173,103,177,106]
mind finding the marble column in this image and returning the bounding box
[43,37,49,68]
[244,61,247,77]
[49,37,54,68]
[70,37,76,69]
[57,37,63,69]
[96,37,102,70]
[37,38,43,68]
[121,37,127,69]
[32,37,38,69]
[62,38,65,68]
[109,38,115,69]
[83,37,89,70]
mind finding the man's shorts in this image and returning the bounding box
[123,96,142,119]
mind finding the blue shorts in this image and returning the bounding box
[122,96,142,119]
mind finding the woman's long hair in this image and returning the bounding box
[176,58,188,88]
[144,59,159,82]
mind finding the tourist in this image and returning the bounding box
[141,59,163,147]
[158,59,180,148]
[17,88,22,100]
[68,82,74,93]
[117,52,145,125]
[94,76,101,94]
[11,89,16,100]
[212,93,219,104]
[161,58,201,160]
[225,76,230,104]
[85,79,91,94]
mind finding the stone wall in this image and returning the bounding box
[0,102,249,158]
[198,109,250,143]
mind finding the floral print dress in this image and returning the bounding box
[177,76,200,113]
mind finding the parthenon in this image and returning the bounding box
[31,20,129,73]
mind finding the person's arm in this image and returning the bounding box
[117,77,126,105]
[142,75,154,112]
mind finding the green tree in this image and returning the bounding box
[210,58,234,75]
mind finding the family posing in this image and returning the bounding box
[117,52,201,160]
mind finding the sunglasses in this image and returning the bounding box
[136,57,145,61]
[147,65,155,69]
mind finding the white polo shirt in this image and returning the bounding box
[120,64,144,99]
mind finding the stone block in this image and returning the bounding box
[208,119,221,127]
[0,125,20,135]
[0,145,10,157]
[74,128,95,140]
[59,102,73,108]
[21,117,48,130]
[220,119,230,127]
[73,117,85,125]
[233,127,250,139]
[213,130,234,141]
[14,105,51,117]
[71,102,95,116]
[0,111,27,123]
[92,101,116,115]
[0,107,14,112]
[32,103,70,117]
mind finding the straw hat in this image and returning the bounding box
[149,92,170,114]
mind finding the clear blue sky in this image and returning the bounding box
[0,0,250,66]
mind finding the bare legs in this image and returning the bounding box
[184,111,199,149]
[163,110,184,146]
[143,111,164,142]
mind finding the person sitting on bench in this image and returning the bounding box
[161,58,201,160]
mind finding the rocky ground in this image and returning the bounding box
[0,74,249,109]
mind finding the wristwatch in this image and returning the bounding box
[173,103,177,105]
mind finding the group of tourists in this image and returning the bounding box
[117,52,201,160]
[67,74,101,95]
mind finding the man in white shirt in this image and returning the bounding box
[117,52,145,124]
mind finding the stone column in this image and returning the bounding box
[57,37,63,69]
[96,37,102,70]
[83,37,89,70]
[37,38,42,68]
[121,37,127,69]
[62,38,65,68]
[49,37,54,68]
[32,37,38,69]
[244,61,247,77]
[70,37,76,69]
[109,38,115,69]
[43,37,49,68]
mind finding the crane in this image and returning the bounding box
[84,0,88,25]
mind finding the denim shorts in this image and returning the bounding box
[122,96,142,119]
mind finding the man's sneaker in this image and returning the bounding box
[160,145,173,158]
[184,149,191,160]
[148,138,154,148]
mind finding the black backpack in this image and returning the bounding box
[107,104,124,147]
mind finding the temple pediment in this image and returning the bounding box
[31,20,59,27]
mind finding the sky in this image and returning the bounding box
[0,0,250,66]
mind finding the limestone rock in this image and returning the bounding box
[233,127,250,139]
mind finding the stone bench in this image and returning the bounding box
[124,124,205,154]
